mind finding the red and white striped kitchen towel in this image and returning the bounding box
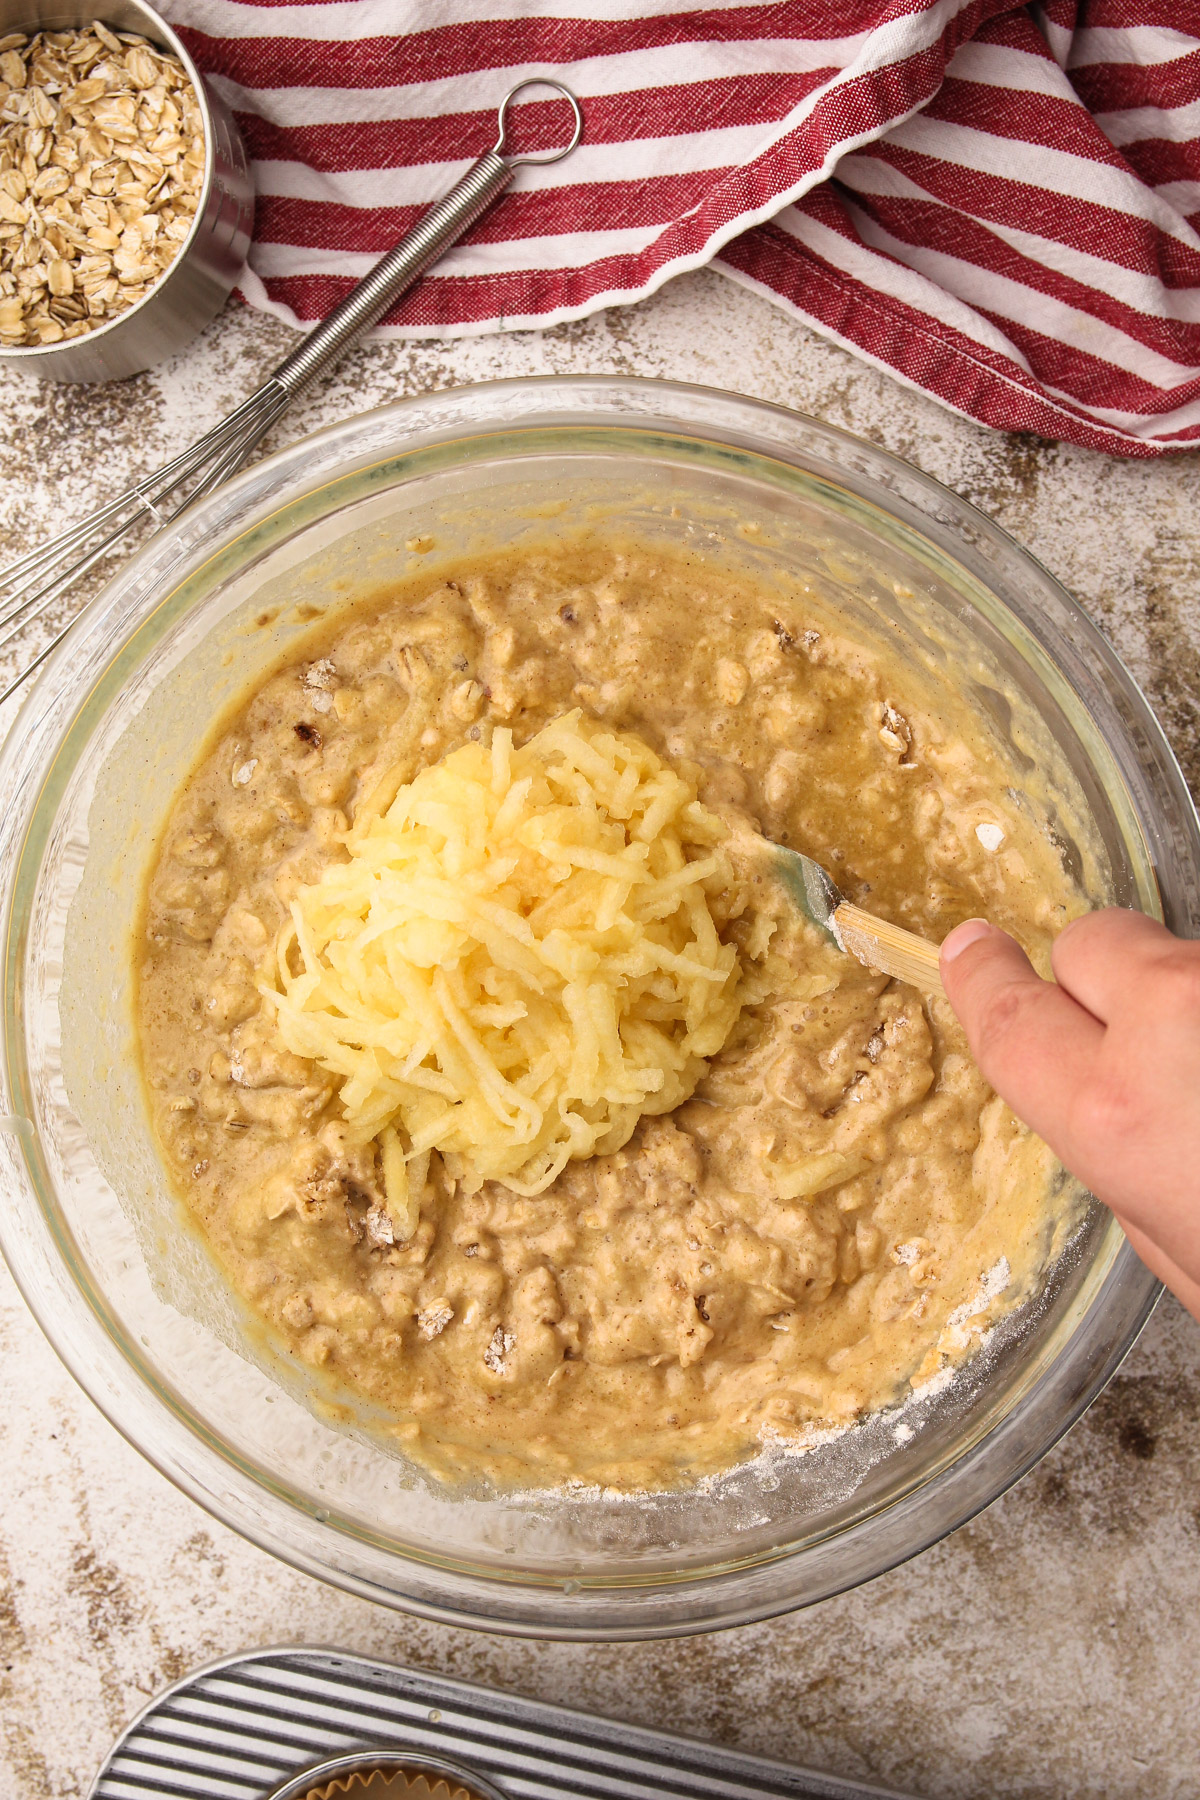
[165,1,1200,458]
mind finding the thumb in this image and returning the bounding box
[939,919,1104,1149]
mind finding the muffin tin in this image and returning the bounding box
[88,1645,918,1800]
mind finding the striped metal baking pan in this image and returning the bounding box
[89,1645,919,1800]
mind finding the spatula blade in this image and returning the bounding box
[769,844,847,948]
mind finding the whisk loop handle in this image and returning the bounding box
[270,76,583,397]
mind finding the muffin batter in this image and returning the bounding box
[136,532,1079,1489]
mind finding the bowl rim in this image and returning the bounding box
[0,374,1184,1637]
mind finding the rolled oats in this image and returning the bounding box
[0,22,205,349]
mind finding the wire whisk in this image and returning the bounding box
[0,78,583,708]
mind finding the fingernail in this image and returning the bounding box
[941,918,993,963]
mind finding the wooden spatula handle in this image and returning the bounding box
[833,902,946,998]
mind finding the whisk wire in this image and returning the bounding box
[0,382,298,702]
[186,382,294,505]
[0,380,286,630]
[0,514,150,671]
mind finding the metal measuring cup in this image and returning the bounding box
[0,0,253,382]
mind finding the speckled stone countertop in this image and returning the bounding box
[2,274,1199,1800]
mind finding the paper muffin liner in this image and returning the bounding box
[301,1767,482,1800]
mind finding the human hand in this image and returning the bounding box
[939,909,1200,1321]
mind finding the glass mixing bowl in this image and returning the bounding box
[1,378,1194,1640]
